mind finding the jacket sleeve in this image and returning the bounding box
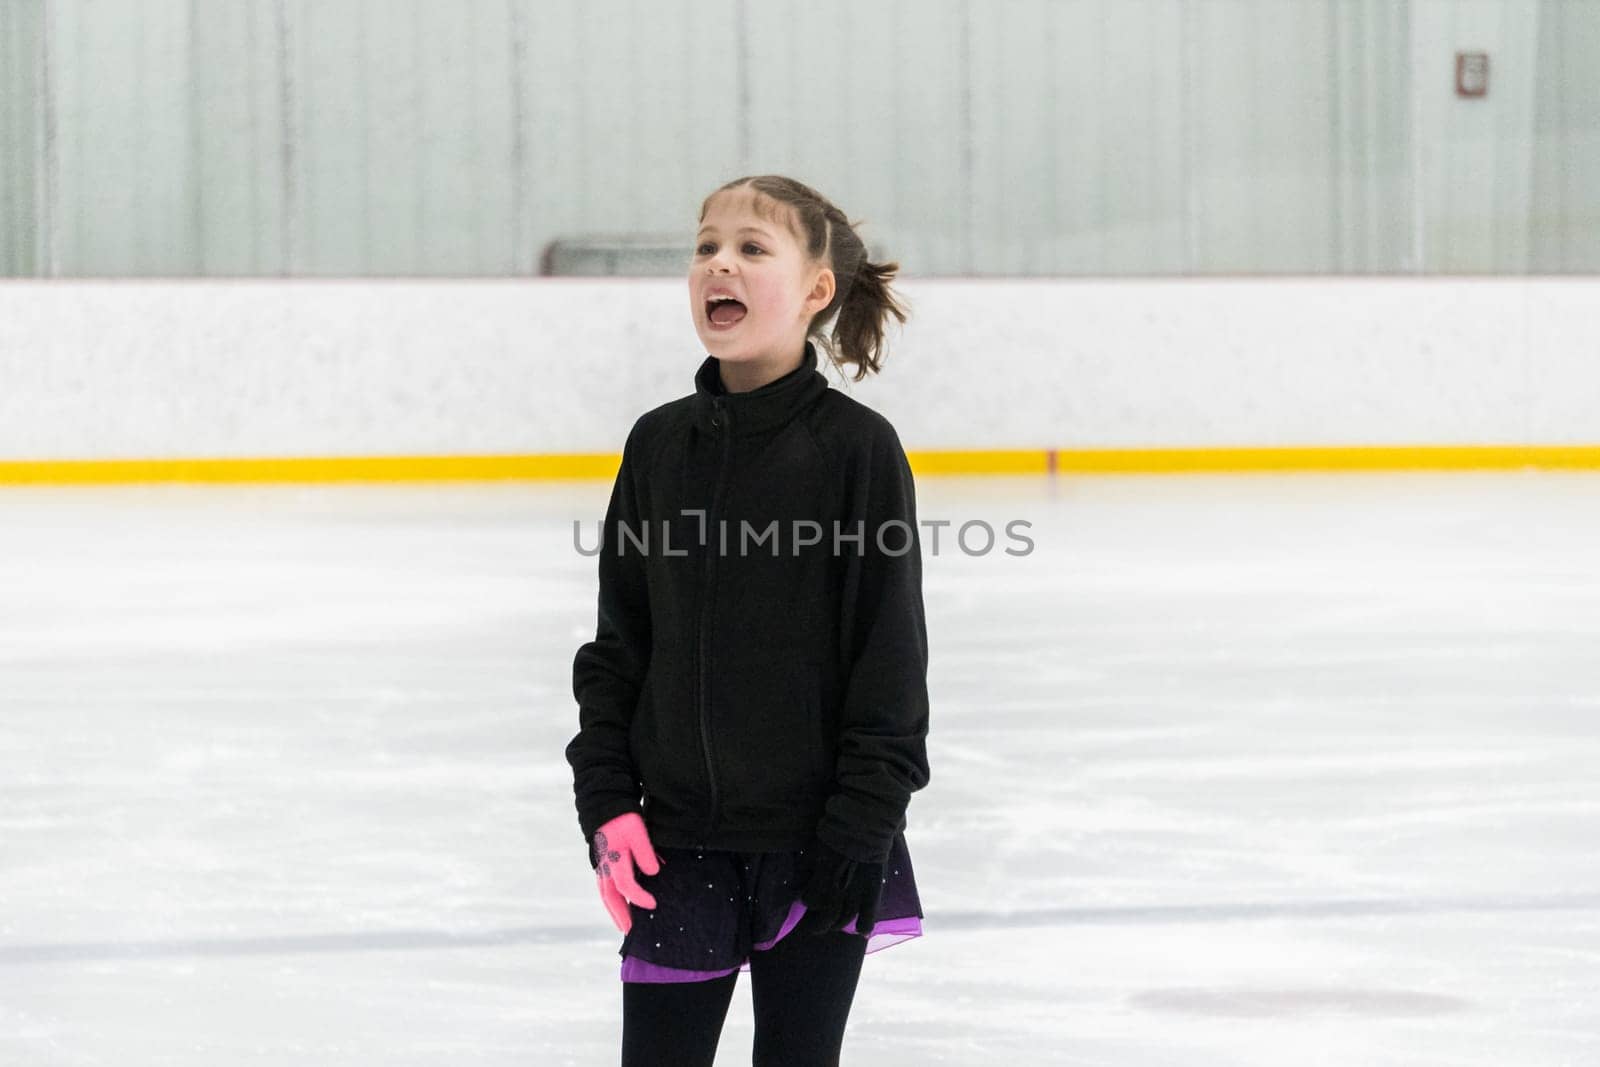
[814,418,931,865]
[566,422,653,870]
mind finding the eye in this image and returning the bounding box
[694,241,765,256]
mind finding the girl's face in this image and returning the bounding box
[690,187,834,376]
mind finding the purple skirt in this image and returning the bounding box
[618,831,924,983]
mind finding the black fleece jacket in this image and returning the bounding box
[566,339,930,869]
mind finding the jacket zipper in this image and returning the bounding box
[697,396,731,843]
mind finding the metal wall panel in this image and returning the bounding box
[0,0,43,275]
[1531,0,1600,272]
[1329,0,1414,272]
[740,0,969,273]
[286,0,519,275]
[186,1,284,274]
[2,0,1597,277]
[1413,0,1541,273]
[50,0,196,274]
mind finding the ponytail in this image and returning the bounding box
[821,209,910,382]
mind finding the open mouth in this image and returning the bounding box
[706,295,748,328]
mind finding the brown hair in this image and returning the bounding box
[698,175,909,382]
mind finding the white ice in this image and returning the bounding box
[2,472,1598,1065]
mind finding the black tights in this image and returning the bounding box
[620,928,868,1067]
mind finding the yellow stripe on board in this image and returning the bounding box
[1042,444,1600,474]
[2,444,1600,485]
[906,450,1052,475]
[0,453,623,485]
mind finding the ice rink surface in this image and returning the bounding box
[2,471,1598,1066]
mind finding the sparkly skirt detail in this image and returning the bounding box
[618,832,924,983]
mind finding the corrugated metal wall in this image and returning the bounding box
[1531,0,1600,272]
[0,0,43,276]
[0,0,1596,277]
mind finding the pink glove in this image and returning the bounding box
[592,812,663,935]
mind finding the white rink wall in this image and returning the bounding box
[0,276,1597,461]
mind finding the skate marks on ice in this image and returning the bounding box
[4,888,1596,966]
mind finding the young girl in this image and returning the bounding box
[566,174,931,1066]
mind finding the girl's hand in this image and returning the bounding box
[591,812,663,935]
[793,837,884,938]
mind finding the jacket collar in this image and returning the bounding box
[693,339,829,437]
